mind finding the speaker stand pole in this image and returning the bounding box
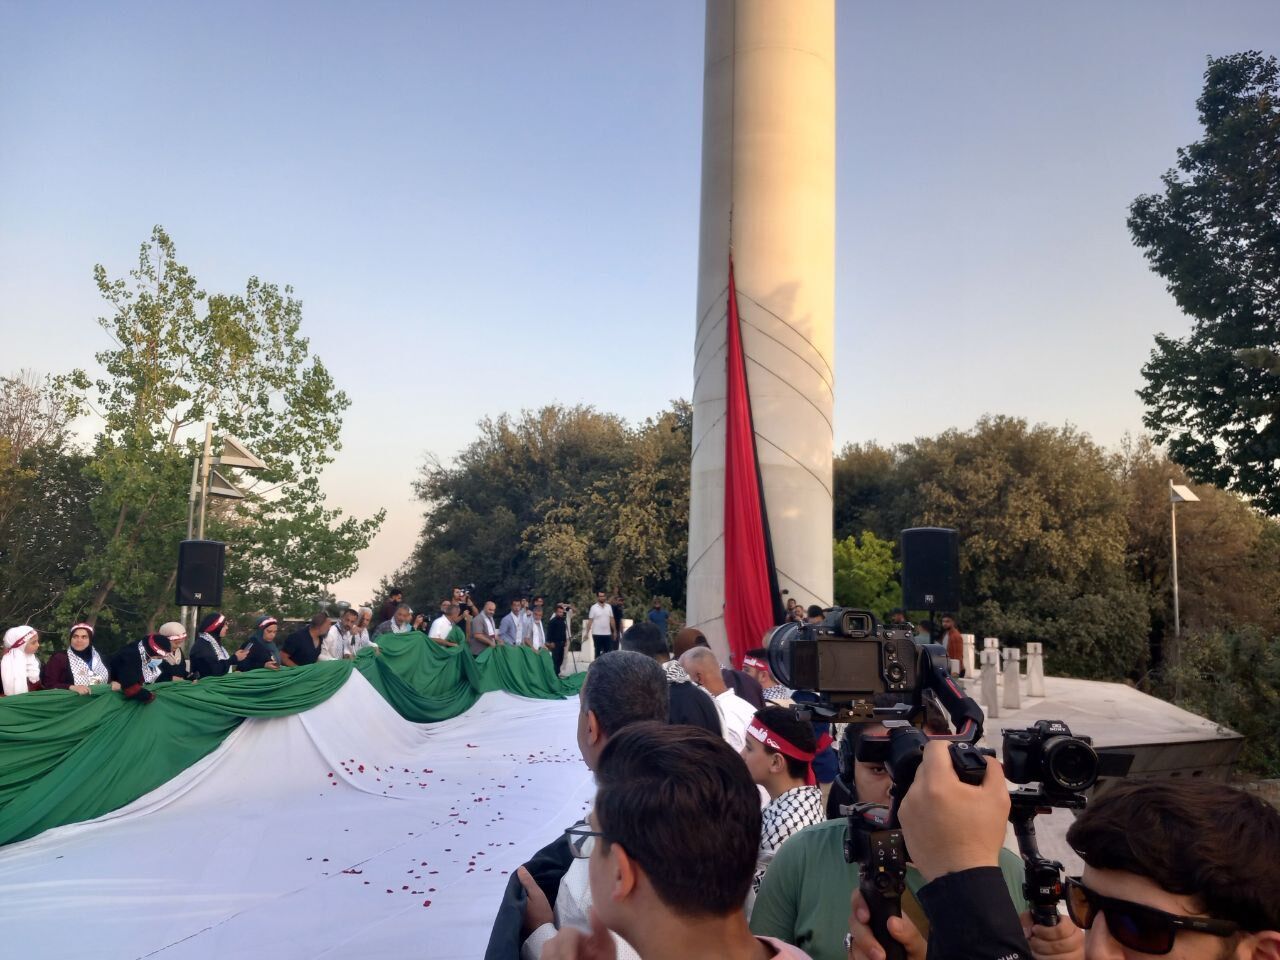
[181,455,200,637]
[196,422,213,540]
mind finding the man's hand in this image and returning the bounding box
[517,866,554,939]
[1023,913,1084,960]
[848,888,926,960]
[898,741,1009,883]
[542,910,616,960]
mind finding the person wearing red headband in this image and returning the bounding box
[740,707,828,903]
[190,611,250,678]
[44,623,115,694]
[109,633,188,703]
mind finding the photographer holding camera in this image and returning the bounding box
[749,722,1029,960]
[882,743,1280,960]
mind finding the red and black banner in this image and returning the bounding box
[723,258,785,666]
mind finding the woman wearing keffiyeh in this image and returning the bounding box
[43,623,116,694]
[740,706,829,903]
[189,612,250,678]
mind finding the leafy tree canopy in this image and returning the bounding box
[395,402,690,619]
[57,227,382,644]
[1131,52,1280,513]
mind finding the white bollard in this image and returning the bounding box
[1026,642,1046,697]
[962,633,976,676]
[981,648,1000,718]
[1002,648,1022,710]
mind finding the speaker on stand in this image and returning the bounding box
[176,539,225,608]
[900,527,960,626]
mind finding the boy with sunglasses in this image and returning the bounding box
[1064,779,1279,960]
[891,743,1280,960]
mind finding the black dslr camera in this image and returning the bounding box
[766,609,932,722]
[1003,719,1099,797]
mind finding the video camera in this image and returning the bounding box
[766,608,955,723]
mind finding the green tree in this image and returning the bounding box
[832,442,898,542]
[1130,52,1280,514]
[889,417,1149,678]
[0,372,98,630]
[398,402,691,616]
[1117,435,1280,670]
[1159,626,1280,776]
[832,531,901,615]
[61,227,382,639]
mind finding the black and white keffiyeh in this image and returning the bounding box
[137,642,163,684]
[663,659,693,684]
[198,631,231,661]
[753,785,825,892]
[69,647,110,686]
[762,683,794,703]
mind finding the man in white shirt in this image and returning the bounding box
[321,607,360,660]
[428,604,461,648]
[679,647,757,752]
[586,590,617,656]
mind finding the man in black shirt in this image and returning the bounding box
[281,611,333,667]
[545,603,569,677]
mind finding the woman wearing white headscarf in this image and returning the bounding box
[43,623,115,694]
[2,625,43,696]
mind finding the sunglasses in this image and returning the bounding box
[1065,878,1239,955]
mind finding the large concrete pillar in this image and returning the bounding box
[688,0,836,660]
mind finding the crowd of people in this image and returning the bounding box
[486,627,1280,960]
[0,585,674,702]
[5,590,1277,960]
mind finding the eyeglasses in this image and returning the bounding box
[565,822,607,859]
[1065,878,1239,955]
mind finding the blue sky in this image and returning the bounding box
[2,1,1277,603]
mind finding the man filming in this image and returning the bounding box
[864,743,1280,960]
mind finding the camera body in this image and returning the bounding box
[1003,719,1099,796]
[767,609,935,722]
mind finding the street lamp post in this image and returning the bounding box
[1169,480,1199,697]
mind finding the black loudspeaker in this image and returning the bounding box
[900,527,959,612]
[176,539,225,606]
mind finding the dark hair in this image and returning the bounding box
[389,588,402,596]
[620,621,669,659]
[744,646,767,661]
[595,722,761,917]
[1067,780,1280,931]
[581,651,668,737]
[309,611,331,629]
[806,604,824,619]
[754,706,816,780]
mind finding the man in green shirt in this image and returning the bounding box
[749,816,1028,960]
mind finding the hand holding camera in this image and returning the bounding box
[898,740,1010,883]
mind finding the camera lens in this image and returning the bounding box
[1043,737,1099,792]
[765,621,800,689]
